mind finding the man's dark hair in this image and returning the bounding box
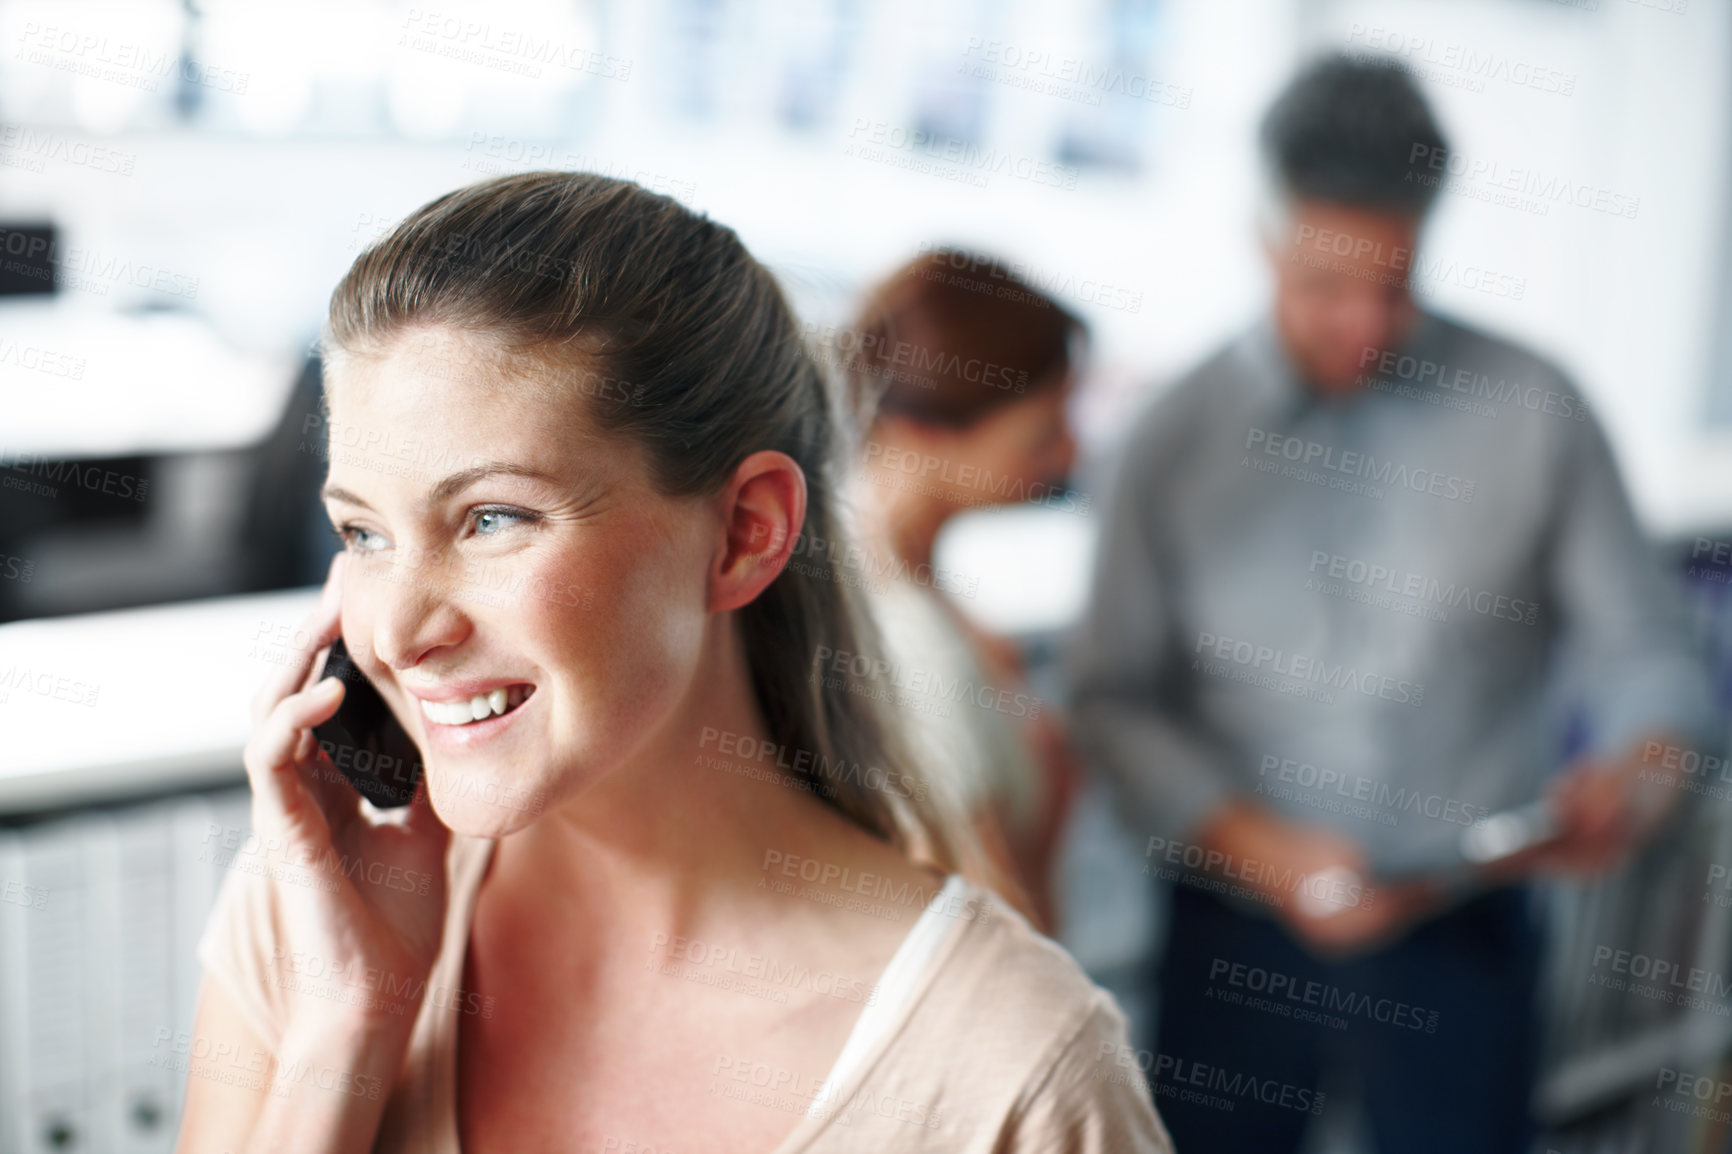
[1260,54,1449,215]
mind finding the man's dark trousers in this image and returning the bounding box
[1149,882,1543,1152]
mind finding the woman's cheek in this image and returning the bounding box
[596,551,703,685]
[497,557,591,625]
[595,545,707,714]
[337,601,380,675]
[530,503,710,747]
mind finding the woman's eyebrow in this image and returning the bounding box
[319,484,374,510]
[319,463,559,511]
[429,463,560,501]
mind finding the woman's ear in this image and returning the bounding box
[708,450,808,613]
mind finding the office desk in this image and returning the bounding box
[1,589,320,814]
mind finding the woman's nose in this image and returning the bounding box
[364,556,473,671]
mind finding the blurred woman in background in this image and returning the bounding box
[842,249,1087,932]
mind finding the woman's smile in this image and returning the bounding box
[407,680,539,749]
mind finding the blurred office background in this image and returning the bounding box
[2,0,1731,1150]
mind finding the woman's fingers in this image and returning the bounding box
[301,731,366,841]
[243,676,346,825]
[251,554,347,726]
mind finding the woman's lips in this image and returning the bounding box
[417,683,536,727]
[415,685,537,750]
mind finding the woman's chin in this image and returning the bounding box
[423,772,548,839]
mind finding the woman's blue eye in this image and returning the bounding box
[336,525,389,553]
[473,508,531,535]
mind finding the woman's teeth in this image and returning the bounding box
[419,684,534,726]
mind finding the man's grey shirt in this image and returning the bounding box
[1068,311,1717,876]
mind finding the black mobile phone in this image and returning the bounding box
[312,637,424,808]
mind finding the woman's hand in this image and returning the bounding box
[242,553,451,1034]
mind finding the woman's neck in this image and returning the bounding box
[861,476,949,575]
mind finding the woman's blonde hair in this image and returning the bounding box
[323,170,993,885]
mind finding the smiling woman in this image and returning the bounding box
[173,172,1172,1153]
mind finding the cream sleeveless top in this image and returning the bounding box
[196,833,1171,1152]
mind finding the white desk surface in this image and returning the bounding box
[0,300,298,462]
[0,588,319,813]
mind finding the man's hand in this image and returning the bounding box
[1192,800,1440,959]
[1510,734,1683,878]
[1289,878,1442,959]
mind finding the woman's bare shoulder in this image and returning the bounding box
[932,879,1107,1018]
[829,878,1175,1151]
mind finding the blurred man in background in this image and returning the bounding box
[1069,55,1718,1152]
